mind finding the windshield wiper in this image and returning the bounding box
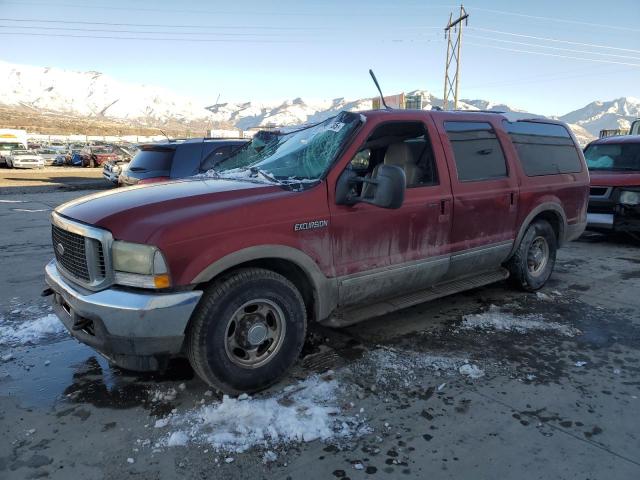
[249,167,281,184]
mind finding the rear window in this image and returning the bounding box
[129,148,174,172]
[504,121,582,176]
[444,121,508,182]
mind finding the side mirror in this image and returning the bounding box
[369,164,405,209]
[335,164,405,209]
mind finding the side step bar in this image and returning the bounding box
[322,268,509,328]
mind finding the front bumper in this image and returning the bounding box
[587,207,640,233]
[13,161,43,169]
[45,260,203,371]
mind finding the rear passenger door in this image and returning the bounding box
[436,117,519,277]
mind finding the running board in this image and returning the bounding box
[322,268,509,328]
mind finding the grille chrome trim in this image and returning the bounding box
[51,211,114,291]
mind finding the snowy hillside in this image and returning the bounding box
[0,60,210,122]
[559,97,640,137]
[0,60,630,143]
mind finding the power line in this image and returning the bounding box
[466,34,640,61]
[0,31,432,44]
[466,42,640,67]
[464,66,636,90]
[469,27,640,54]
[468,6,640,33]
[0,1,455,17]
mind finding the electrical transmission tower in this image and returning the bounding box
[443,5,469,110]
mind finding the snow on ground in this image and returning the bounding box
[351,348,485,390]
[460,305,579,337]
[154,375,368,453]
[0,313,65,346]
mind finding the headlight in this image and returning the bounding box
[112,241,171,289]
[619,190,640,206]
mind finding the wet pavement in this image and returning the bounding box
[1,190,639,479]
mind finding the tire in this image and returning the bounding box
[507,219,557,292]
[186,268,307,394]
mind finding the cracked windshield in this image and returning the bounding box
[212,112,361,183]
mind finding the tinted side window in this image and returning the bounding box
[505,121,582,176]
[200,145,234,172]
[444,122,507,181]
[129,148,174,173]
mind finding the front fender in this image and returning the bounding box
[191,244,338,321]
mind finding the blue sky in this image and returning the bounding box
[1,0,639,115]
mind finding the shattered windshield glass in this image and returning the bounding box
[210,111,361,185]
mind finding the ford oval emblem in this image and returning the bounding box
[56,243,65,256]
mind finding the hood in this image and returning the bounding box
[56,178,285,243]
[589,170,640,188]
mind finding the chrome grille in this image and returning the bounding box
[50,212,113,290]
[52,225,90,281]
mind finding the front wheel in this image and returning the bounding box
[186,268,307,394]
[507,219,557,291]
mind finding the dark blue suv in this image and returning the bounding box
[118,138,248,186]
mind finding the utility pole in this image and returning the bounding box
[443,5,468,110]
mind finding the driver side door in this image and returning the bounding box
[328,117,453,307]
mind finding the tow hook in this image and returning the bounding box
[41,287,54,297]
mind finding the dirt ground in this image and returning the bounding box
[0,166,108,193]
[0,189,639,480]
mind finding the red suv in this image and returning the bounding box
[585,135,640,234]
[44,109,588,393]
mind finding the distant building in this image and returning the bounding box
[372,92,423,110]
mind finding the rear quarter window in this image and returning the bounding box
[129,148,174,173]
[504,121,582,176]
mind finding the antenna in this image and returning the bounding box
[369,69,390,110]
[158,128,170,141]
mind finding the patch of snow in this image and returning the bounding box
[460,305,579,337]
[535,292,551,301]
[126,458,135,464]
[156,376,365,453]
[262,450,277,464]
[575,361,588,367]
[459,364,485,379]
[166,431,189,447]
[150,388,177,403]
[0,314,65,346]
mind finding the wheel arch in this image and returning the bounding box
[191,245,337,322]
[508,203,567,260]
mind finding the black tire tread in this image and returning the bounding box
[507,219,557,292]
[186,267,307,394]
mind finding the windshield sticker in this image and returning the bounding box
[327,121,345,133]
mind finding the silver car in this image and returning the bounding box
[6,149,45,169]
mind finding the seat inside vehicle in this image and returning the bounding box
[357,121,439,198]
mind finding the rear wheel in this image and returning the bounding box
[507,219,557,291]
[186,268,307,394]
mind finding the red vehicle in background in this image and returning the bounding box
[80,145,118,168]
[585,135,640,235]
[44,109,589,394]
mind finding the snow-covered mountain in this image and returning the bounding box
[0,60,633,143]
[0,60,209,123]
[559,97,640,137]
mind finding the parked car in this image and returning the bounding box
[119,138,248,186]
[102,158,129,185]
[38,148,61,166]
[585,135,640,234]
[120,138,249,186]
[44,110,588,394]
[6,149,45,169]
[80,145,118,168]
